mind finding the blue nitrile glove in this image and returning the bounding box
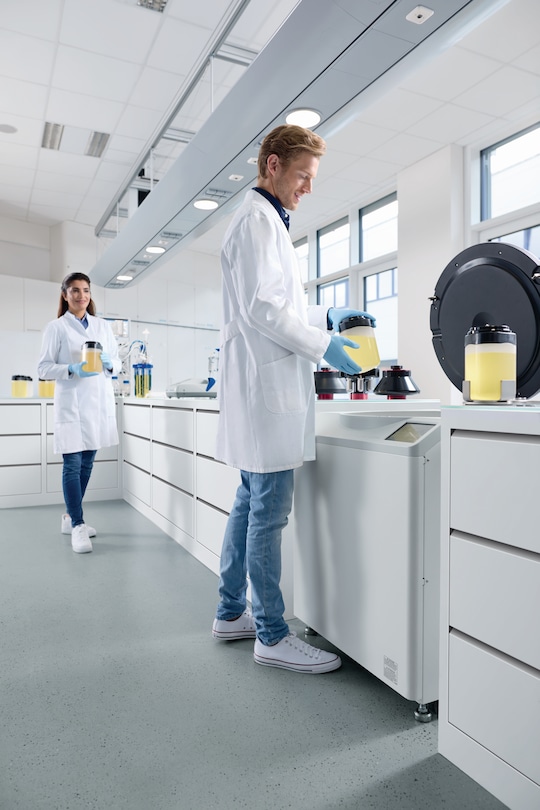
[100,351,113,370]
[68,362,99,378]
[323,334,362,375]
[327,307,376,329]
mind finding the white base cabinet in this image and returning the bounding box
[0,400,121,507]
[439,406,540,810]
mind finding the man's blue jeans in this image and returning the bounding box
[62,450,97,527]
[216,469,294,646]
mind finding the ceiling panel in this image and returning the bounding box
[0,30,55,84]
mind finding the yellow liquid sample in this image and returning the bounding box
[465,349,516,401]
[81,349,102,373]
[343,334,380,373]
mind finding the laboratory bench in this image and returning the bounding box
[438,405,540,810]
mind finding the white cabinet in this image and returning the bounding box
[0,275,24,330]
[23,279,60,332]
[439,407,540,810]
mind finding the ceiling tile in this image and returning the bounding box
[368,132,443,166]
[0,166,37,188]
[115,105,162,141]
[457,0,540,63]
[0,30,55,84]
[0,140,40,168]
[0,117,43,148]
[60,0,161,63]
[128,67,185,112]
[52,46,140,102]
[0,77,48,119]
[406,103,497,143]
[47,88,123,132]
[2,0,62,40]
[166,0,232,27]
[398,46,503,102]
[454,65,540,117]
[359,87,443,132]
[147,18,214,73]
[33,172,94,195]
[513,42,540,76]
[37,150,101,179]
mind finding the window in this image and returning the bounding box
[481,123,540,220]
[489,224,540,256]
[360,194,398,262]
[294,237,309,284]
[317,217,350,277]
[364,268,398,364]
[318,278,349,309]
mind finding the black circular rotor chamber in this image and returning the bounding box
[430,242,540,399]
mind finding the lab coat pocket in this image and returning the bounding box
[259,354,303,414]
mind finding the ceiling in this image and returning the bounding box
[0,0,539,284]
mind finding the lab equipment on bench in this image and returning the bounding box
[430,242,540,403]
[166,379,217,398]
[293,407,441,722]
[133,363,153,398]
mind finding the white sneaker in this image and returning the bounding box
[62,513,96,537]
[254,632,341,674]
[71,524,93,554]
[212,610,257,640]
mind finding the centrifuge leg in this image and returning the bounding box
[414,703,433,722]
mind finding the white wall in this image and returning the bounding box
[397,145,465,405]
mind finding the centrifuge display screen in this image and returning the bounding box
[386,423,433,443]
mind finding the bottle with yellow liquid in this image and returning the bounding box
[81,340,103,373]
[464,325,516,402]
[337,315,380,374]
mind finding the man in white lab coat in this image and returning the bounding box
[212,124,370,673]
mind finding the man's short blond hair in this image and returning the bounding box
[258,124,326,178]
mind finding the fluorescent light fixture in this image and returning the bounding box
[193,199,219,210]
[285,108,321,127]
[116,275,133,282]
[145,245,166,254]
[41,122,64,150]
[85,131,110,158]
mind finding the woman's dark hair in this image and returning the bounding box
[57,272,96,318]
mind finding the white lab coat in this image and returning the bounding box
[215,189,331,473]
[38,312,121,455]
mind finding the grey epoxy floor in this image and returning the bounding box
[0,501,505,810]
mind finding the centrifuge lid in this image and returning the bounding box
[430,242,540,399]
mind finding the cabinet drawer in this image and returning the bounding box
[449,534,540,670]
[152,407,193,451]
[0,435,41,465]
[449,534,540,669]
[196,410,219,457]
[123,433,150,472]
[123,461,151,505]
[152,443,193,493]
[123,403,151,438]
[1,403,41,435]
[196,499,227,557]
[47,460,118,493]
[0,465,41,496]
[196,456,239,513]
[450,432,540,553]
[152,477,193,536]
[46,435,117,463]
[448,631,540,786]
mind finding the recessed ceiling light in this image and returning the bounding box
[0,124,17,134]
[116,275,133,282]
[247,157,258,165]
[405,5,434,24]
[285,109,321,127]
[229,174,244,182]
[194,199,219,211]
[145,245,166,254]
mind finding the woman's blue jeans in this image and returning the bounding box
[216,469,294,646]
[62,450,97,527]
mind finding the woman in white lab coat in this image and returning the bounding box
[38,272,121,553]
